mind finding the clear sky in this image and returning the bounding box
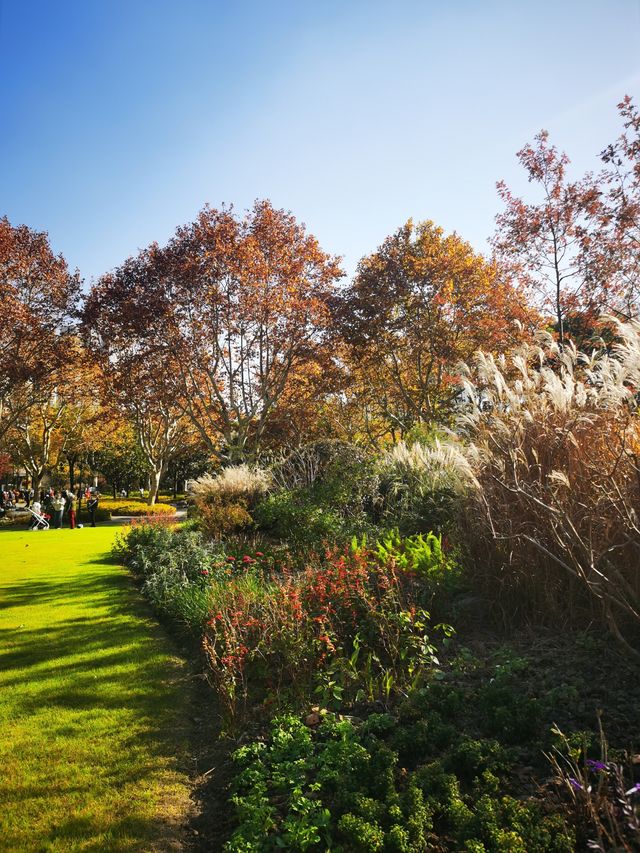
[1,0,639,284]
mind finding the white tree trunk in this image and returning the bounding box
[148,465,163,506]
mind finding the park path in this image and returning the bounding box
[0,526,195,852]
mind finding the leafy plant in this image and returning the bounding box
[373,528,457,586]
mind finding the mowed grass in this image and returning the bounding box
[0,527,194,852]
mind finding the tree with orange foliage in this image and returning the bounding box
[84,200,343,464]
[3,342,100,495]
[338,219,536,435]
[0,217,79,440]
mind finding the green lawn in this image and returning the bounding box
[0,527,194,852]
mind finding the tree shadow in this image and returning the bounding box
[0,555,201,851]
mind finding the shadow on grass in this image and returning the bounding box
[0,571,123,610]
[0,560,197,852]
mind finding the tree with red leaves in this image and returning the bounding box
[598,96,640,319]
[84,200,343,464]
[0,218,81,491]
[0,217,80,432]
[492,133,604,347]
[493,99,640,346]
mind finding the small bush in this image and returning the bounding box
[190,466,271,508]
[114,522,223,632]
[253,441,379,548]
[191,465,270,538]
[253,488,352,546]
[273,440,378,513]
[377,440,477,535]
[198,500,254,539]
[202,544,450,721]
[227,712,575,852]
[109,501,175,516]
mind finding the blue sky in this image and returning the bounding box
[1,0,639,284]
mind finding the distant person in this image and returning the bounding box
[51,492,65,529]
[87,493,99,527]
[42,491,53,518]
[68,492,78,529]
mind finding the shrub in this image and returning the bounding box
[198,500,254,539]
[272,440,378,515]
[106,500,176,517]
[254,442,379,548]
[226,714,432,852]
[227,712,575,852]
[190,466,271,508]
[0,510,31,526]
[191,465,271,538]
[253,488,351,547]
[377,440,477,535]
[202,544,450,721]
[459,319,640,652]
[114,522,223,632]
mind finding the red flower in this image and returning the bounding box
[226,556,236,562]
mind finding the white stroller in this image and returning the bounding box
[28,506,50,530]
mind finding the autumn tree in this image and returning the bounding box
[84,200,343,464]
[338,219,536,435]
[3,340,101,495]
[56,360,114,490]
[598,95,640,318]
[493,101,640,345]
[0,217,80,444]
[162,436,210,498]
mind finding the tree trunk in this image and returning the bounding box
[68,456,76,490]
[148,465,162,506]
[32,474,42,499]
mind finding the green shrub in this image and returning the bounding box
[373,528,459,589]
[254,441,378,548]
[226,714,433,852]
[227,712,574,852]
[114,522,223,632]
[376,440,476,535]
[253,488,351,546]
